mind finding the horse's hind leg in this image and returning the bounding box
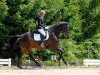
[14,42,22,68]
[28,51,42,67]
[17,49,22,68]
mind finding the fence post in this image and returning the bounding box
[8,58,11,67]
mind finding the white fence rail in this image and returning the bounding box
[84,59,100,67]
[0,58,11,67]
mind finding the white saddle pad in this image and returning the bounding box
[34,31,49,41]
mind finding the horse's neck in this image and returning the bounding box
[51,27,61,39]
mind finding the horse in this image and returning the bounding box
[16,22,69,68]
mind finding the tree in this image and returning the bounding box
[0,0,9,46]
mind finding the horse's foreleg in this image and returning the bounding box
[58,49,68,65]
[58,54,62,66]
[28,51,42,67]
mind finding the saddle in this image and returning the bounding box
[31,30,49,41]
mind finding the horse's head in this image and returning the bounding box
[58,22,69,36]
[51,22,69,39]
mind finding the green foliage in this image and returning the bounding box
[0,0,8,21]
[44,60,59,66]
[0,22,9,45]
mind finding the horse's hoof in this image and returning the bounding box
[17,65,22,69]
[37,64,44,68]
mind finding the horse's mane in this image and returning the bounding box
[56,22,68,26]
[51,22,68,30]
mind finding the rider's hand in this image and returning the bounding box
[45,26,50,29]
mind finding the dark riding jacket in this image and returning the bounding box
[36,16,45,29]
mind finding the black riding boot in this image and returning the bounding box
[40,35,45,47]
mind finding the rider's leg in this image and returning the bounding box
[40,35,45,47]
[38,29,46,47]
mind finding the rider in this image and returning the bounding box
[36,10,46,47]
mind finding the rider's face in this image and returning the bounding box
[40,12,46,17]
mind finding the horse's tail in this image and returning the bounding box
[13,40,22,58]
[13,35,21,54]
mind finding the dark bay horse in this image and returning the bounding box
[17,22,69,68]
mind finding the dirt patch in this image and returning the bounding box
[0,66,100,75]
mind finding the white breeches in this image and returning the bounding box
[38,29,46,36]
